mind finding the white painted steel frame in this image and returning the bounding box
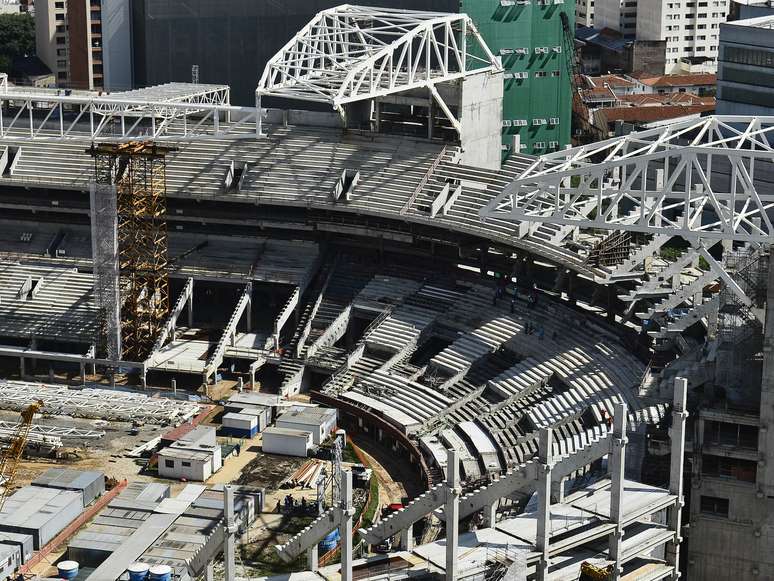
[257,5,500,127]
[0,83,261,143]
[481,116,774,243]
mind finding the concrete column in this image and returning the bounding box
[374,99,381,133]
[187,281,194,328]
[482,501,497,528]
[536,427,553,581]
[172,378,177,397]
[238,377,244,392]
[666,377,688,579]
[256,94,263,137]
[307,544,319,572]
[400,522,414,551]
[19,356,24,378]
[29,337,37,372]
[567,270,577,305]
[609,402,628,579]
[80,362,86,385]
[224,485,236,581]
[340,470,354,581]
[428,95,434,140]
[550,477,565,504]
[141,371,147,389]
[607,286,616,322]
[206,562,214,581]
[445,448,460,581]
[479,247,488,278]
[245,297,252,333]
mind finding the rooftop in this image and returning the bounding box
[727,14,774,28]
[263,426,313,438]
[636,72,716,87]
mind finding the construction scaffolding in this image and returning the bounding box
[89,142,173,361]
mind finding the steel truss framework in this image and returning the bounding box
[481,116,774,243]
[257,5,500,129]
[91,142,172,361]
[0,81,261,142]
[0,380,200,424]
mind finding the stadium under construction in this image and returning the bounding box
[0,5,771,581]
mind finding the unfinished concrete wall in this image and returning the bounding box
[459,70,503,171]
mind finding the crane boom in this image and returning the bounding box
[0,399,44,512]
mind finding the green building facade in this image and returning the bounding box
[460,0,573,156]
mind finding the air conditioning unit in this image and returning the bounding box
[502,120,513,127]
[532,119,546,126]
[514,47,529,55]
[550,117,560,124]
[549,140,559,148]
[552,46,563,53]
[534,47,546,54]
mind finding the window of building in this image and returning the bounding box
[698,12,707,17]
[535,71,548,77]
[165,459,174,468]
[55,1,64,7]
[700,495,729,517]
[56,36,66,45]
[723,45,774,67]
[93,64,103,75]
[702,454,757,482]
[698,23,706,28]
[686,24,694,29]
[182,461,191,467]
[623,22,636,28]
[57,59,66,68]
[685,36,694,40]
[551,70,561,76]
[56,24,65,32]
[56,48,66,56]
[55,12,65,20]
[91,24,101,34]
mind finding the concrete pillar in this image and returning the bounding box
[445,448,460,581]
[19,356,24,378]
[482,501,497,528]
[205,562,214,581]
[29,337,37,372]
[536,428,553,581]
[609,402,628,579]
[141,371,147,389]
[374,99,381,133]
[238,377,244,392]
[224,485,236,581]
[187,281,194,328]
[428,95,434,140]
[607,286,616,322]
[550,477,565,504]
[340,470,354,581]
[307,544,319,572]
[256,94,263,137]
[666,377,688,579]
[245,297,252,333]
[172,378,177,396]
[479,247,488,278]
[567,270,577,305]
[80,362,86,385]
[400,522,414,551]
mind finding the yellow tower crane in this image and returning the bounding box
[0,400,44,512]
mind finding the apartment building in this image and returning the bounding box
[594,0,729,71]
[638,0,729,72]
[594,0,640,36]
[576,0,595,26]
[35,0,113,90]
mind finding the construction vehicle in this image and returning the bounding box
[0,400,44,511]
[559,12,608,145]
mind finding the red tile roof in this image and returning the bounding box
[636,73,716,87]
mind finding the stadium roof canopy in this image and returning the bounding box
[481,115,774,243]
[256,4,501,126]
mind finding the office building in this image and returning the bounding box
[716,14,774,114]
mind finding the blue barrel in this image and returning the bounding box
[148,565,172,581]
[319,529,340,552]
[127,563,150,581]
[57,561,79,580]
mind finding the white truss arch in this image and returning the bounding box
[256,4,500,125]
[480,116,774,243]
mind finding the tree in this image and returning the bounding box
[0,13,35,73]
